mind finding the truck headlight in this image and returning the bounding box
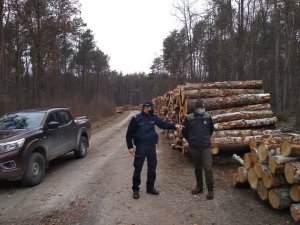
[0,138,25,154]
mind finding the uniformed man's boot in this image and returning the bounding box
[133,191,139,199]
[191,187,203,195]
[206,189,214,200]
[147,187,159,195]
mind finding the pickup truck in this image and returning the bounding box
[0,108,91,186]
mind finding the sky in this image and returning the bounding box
[78,0,194,74]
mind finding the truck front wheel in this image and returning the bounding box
[21,152,45,186]
[74,136,88,159]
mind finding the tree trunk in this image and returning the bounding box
[281,140,300,157]
[285,162,300,184]
[214,117,277,131]
[186,93,270,112]
[237,166,248,183]
[268,187,292,209]
[208,103,271,116]
[212,110,274,123]
[248,167,258,190]
[244,153,254,169]
[257,180,269,201]
[257,143,281,161]
[183,88,264,99]
[254,161,268,179]
[290,185,300,202]
[262,171,287,189]
[290,204,300,222]
[212,129,281,138]
[269,156,300,174]
[183,80,263,90]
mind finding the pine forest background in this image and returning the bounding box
[0,0,299,126]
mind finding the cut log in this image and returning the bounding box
[254,161,268,179]
[183,88,264,99]
[211,147,219,155]
[257,143,281,161]
[268,186,292,209]
[237,166,248,183]
[251,148,259,163]
[186,94,270,112]
[212,129,281,138]
[257,180,269,201]
[262,170,287,189]
[248,167,258,190]
[211,137,248,149]
[285,162,300,184]
[208,103,272,116]
[269,156,300,174]
[214,117,277,131]
[183,80,263,90]
[290,204,300,221]
[232,154,244,166]
[244,153,254,169]
[290,185,300,202]
[281,140,300,157]
[212,110,274,123]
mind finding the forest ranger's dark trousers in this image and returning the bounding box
[132,144,157,192]
[189,146,214,190]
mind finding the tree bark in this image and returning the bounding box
[183,88,264,99]
[268,186,292,209]
[212,110,274,123]
[186,93,270,112]
[214,117,277,131]
[208,103,271,116]
[183,80,263,90]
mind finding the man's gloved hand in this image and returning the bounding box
[129,147,136,156]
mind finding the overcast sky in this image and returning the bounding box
[79,0,186,74]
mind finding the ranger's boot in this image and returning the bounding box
[191,186,203,195]
[206,189,214,200]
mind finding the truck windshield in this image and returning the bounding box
[0,112,46,130]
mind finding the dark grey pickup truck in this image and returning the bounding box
[0,108,91,186]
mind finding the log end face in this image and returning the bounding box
[291,204,300,221]
[281,140,291,157]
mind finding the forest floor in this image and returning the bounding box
[0,111,299,225]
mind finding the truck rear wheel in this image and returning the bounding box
[21,152,45,186]
[74,136,88,159]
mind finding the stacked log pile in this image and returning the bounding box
[233,134,300,221]
[153,80,279,155]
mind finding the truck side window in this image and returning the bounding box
[57,111,72,125]
[46,113,58,124]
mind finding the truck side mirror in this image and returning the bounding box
[47,121,59,129]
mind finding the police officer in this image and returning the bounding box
[182,99,215,200]
[126,100,183,199]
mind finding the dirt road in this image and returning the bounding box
[0,112,297,225]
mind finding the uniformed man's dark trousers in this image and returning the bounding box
[132,144,157,192]
[189,146,214,190]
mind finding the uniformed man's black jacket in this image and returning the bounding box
[126,112,176,149]
[182,112,214,149]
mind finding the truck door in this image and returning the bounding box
[44,112,65,160]
[56,110,77,152]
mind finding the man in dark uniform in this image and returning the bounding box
[182,99,215,200]
[126,100,183,199]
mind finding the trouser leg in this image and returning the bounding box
[132,146,146,192]
[189,147,203,189]
[201,147,214,190]
[146,145,157,190]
